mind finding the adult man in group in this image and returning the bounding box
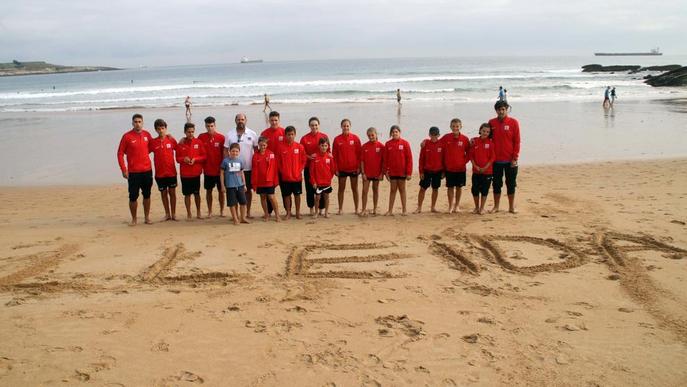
[198,116,226,217]
[225,113,259,218]
[489,100,521,214]
[117,114,154,225]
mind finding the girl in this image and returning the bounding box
[383,125,413,216]
[332,118,362,215]
[310,138,337,218]
[251,136,280,222]
[470,123,496,215]
[360,127,384,216]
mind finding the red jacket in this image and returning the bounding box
[332,133,362,173]
[310,152,337,186]
[198,132,225,176]
[117,129,153,174]
[488,116,521,162]
[277,141,307,182]
[251,150,279,189]
[361,141,384,178]
[418,138,444,173]
[300,131,329,168]
[441,133,470,172]
[175,138,207,178]
[149,136,178,178]
[384,138,412,177]
[470,137,496,175]
[261,127,285,153]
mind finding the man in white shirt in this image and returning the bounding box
[225,113,259,218]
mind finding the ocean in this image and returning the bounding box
[1,56,687,112]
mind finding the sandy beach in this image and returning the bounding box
[1,158,686,386]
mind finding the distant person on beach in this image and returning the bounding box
[310,138,336,219]
[117,114,153,225]
[415,126,443,214]
[198,116,226,217]
[225,113,259,218]
[441,118,470,213]
[360,127,384,216]
[185,96,192,119]
[149,119,178,221]
[489,100,521,213]
[300,117,329,216]
[220,143,249,225]
[263,93,272,112]
[332,119,362,215]
[498,86,505,102]
[470,123,495,215]
[610,87,617,106]
[384,125,412,216]
[396,89,402,104]
[252,136,280,222]
[176,122,207,220]
[277,126,307,220]
[603,86,611,108]
[503,89,508,103]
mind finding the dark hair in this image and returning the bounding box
[308,116,319,125]
[153,119,167,129]
[184,122,195,132]
[285,125,296,134]
[450,118,462,126]
[204,116,216,124]
[318,137,329,146]
[494,100,509,110]
[389,125,401,136]
[258,136,268,143]
[229,142,240,151]
[479,123,493,138]
[341,118,351,126]
[429,126,440,136]
[268,111,280,119]
[132,113,143,121]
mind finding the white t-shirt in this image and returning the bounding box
[225,127,259,171]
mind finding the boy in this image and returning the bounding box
[470,123,496,214]
[277,126,307,220]
[176,122,206,220]
[252,136,281,222]
[311,138,337,219]
[149,118,178,221]
[198,116,226,217]
[220,143,249,225]
[441,118,470,213]
[416,126,443,213]
[488,100,521,213]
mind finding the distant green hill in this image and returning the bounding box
[0,60,120,76]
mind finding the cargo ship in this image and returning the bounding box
[594,48,662,56]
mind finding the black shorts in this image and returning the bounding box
[492,163,518,195]
[155,176,177,191]
[128,171,153,201]
[389,176,406,181]
[226,186,247,207]
[280,181,303,197]
[445,171,466,188]
[419,171,442,189]
[181,176,201,196]
[204,175,221,191]
[365,176,381,181]
[315,186,333,195]
[338,171,359,178]
[471,174,493,197]
[244,170,253,190]
[256,186,275,195]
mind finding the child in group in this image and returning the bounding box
[360,127,384,216]
[251,136,280,222]
[384,125,413,216]
[440,118,470,213]
[310,138,337,219]
[198,116,226,218]
[470,123,496,214]
[332,118,362,215]
[277,126,307,220]
[176,122,206,220]
[300,117,329,216]
[415,126,443,213]
[149,119,178,221]
[220,143,250,225]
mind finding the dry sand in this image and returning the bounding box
[1,158,686,386]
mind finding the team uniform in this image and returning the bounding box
[176,138,207,196]
[300,131,329,209]
[261,127,286,154]
[277,141,307,197]
[488,116,521,195]
[361,141,385,180]
[332,133,362,177]
[251,150,279,195]
[149,136,178,191]
[470,136,496,197]
[221,157,247,207]
[383,138,413,179]
[440,133,470,188]
[418,139,444,189]
[198,132,225,190]
[117,129,154,201]
[225,128,259,190]
[310,151,337,194]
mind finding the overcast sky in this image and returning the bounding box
[1,0,685,67]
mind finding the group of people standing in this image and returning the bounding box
[116,101,520,225]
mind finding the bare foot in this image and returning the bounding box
[296,214,302,220]
[241,219,250,224]
[336,210,343,215]
[413,208,421,214]
[233,219,239,225]
[165,215,172,221]
[309,208,315,216]
[275,215,281,222]
[489,207,500,214]
[285,213,292,220]
[509,208,518,214]
[207,212,213,218]
[313,213,319,219]
[144,218,153,225]
[384,211,393,216]
[360,210,368,217]
[129,219,137,226]
[220,212,226,218]
[478,209,485,215]
[197,215,203,220]
[171,216,178,221]
[263,216,269,222]
[472,208,480,214]
[324,213,330,218]
[246,214,254,219]
[401,212,408,216]
[430,208,439,213]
